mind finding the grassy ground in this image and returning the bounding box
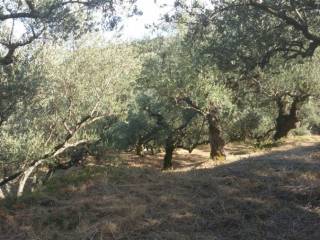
[0,136,320,240]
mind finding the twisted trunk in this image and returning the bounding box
[206,111,226,161]
[274,96,308,141]
[136,143,144,157]
[274,114,299,141]
[163,135,175,170]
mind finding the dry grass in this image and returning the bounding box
[1,136,320,240]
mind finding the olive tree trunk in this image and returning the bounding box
[273,96,307,141]
[136,143,144,157]
[274,114,299,140]
[163,135,175,170]
[206,111,226,161]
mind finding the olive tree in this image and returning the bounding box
[253,56,320,140]
[138,37,234,161]
[174,0,320,70]
[173,1,320,141]
[0,40,141,197]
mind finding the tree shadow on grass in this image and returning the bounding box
[120,149,210,170]
[0,144,320,240]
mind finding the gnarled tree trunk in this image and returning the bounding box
[135,143,144,157]
[206,110,226,161]
[163,135,175,170]
[274,114,299,141]
[274,96,308,141]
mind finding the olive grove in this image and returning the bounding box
[0,0,320,198]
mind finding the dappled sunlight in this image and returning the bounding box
[1,137,320,239]
[1,1,320,239]
[122,136,320,172]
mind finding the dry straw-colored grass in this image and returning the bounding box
[1,136,320,240]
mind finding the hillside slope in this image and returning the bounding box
[1,136,320,240]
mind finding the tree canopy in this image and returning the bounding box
[0,0,138,65]
[0,0,320,199]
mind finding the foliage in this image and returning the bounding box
[174,0,320,71]
[138,36,234,122]
[33,40,140,146]
[1,0,320,198]
[173,1,320,141]
[296,99,320,134]
[0,53,39,126]
[0,39,142,196]
[0,0,138,65]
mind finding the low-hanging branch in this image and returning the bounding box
[176,96,205,116]
[0,0,113,22]
[0,27,45,65]
[248,1,320,43]
[0,0,125,66]
[247,0,320,59]
[0,113,108,190]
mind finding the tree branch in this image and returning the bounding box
[0,113,108,189]
[176,97,205,116]
[248,1,320,57]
